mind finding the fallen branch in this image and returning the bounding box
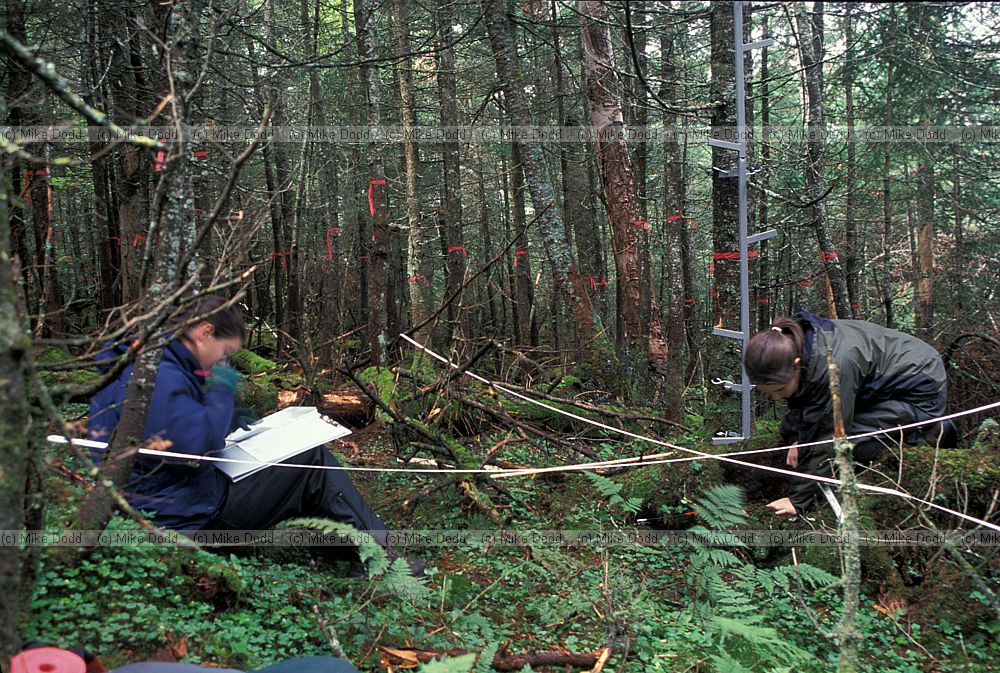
[379,645,608,672]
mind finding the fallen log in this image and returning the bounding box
[379,645,608,671]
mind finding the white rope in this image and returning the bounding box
[400,334,1000,532]
[49,336,1000,533]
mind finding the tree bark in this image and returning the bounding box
[481,0,618,388]
[354,0,390,366]
[915,162,934,340]
[395,0,433,346]
[580,0,646,397]
[0,173,32,667]
[436,0,465,346]
[795,1,849,319]
[659,2,686,423]
[843,3,860,318]
[76,0,207,531]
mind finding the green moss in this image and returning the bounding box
[359,366,396,423]
[231,349,277,376]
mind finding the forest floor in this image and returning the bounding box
[20,384,1000,673]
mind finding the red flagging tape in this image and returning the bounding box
[757,297,770,303]
[796,280,814,287]
[368,178,386,216]
[272,251,291,269]
[635,219,649,231]
[665,210,684,222]
[407,276,428,284]
[326,228,340,260]
[193,150,209,158]
[154,150,165,172]
[820,251,838,261]
[684,296,696,305]
[712,250,758,260]
[514,249,528,268]
[132,235,146,248]
[448,245,467,257]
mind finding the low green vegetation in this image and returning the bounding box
[21,421,999,672]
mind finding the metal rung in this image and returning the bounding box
[712,436,745,445]
[708,138,741,152]
[712,327,745,340]
[743,38,774,51]
[748,230,777,245]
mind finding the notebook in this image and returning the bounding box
[216,406,352,481]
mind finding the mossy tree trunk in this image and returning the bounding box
[0,172,32,667]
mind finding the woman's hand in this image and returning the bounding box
[786,443,799,467]
[207,363,242,395]
[766,497,798,516]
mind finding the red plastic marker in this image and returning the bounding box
[10,647,86,673]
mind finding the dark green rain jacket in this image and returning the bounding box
[779,312,947,511]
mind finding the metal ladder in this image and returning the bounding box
[708,1,776,445]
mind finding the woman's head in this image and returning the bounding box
[745,316,805,400]
[176,295,246,370]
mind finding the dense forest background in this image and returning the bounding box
[2,1,1000,671]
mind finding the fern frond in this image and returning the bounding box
[692,484,747,529]
[475,642,501,673]
[584,471,625,498]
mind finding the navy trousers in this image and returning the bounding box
[207,446,389,549]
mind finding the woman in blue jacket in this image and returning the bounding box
[89,295,421,575]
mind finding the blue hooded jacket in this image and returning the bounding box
[88,340,234,530]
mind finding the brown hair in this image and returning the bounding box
[744,316,805,385]
[176,294,246,341]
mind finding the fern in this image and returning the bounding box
[474,641,501,673]
[691,484,747,529]
[286,517,430,599]
[584,471,643,514]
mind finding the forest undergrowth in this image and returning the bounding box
[21,381,1000,673]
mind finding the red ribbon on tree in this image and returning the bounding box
[193,150,209,158]
[514,249,528,268]
[447,245,467,257]
[368,178,386,216]
[272,251,291,269]
[820,251,838,261]
[635,219,649,231]
[132,235,146,248]
[665,210,684,223]
[326,227,340,260]
[153,150,166,172]
[407,275,428,284]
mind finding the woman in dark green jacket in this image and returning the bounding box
[744,311,956,515]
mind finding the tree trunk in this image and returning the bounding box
[795,1,849,319]
[707,0,743,429]
[28,162,64,337]
[76,0,206,531]
[659,2,686,423]
[880,8,896,328]
[756,12,772,331]
[436,0,465,345]
[581,0,647,397]
[395,0,433,345]
[843,3,860,318]
[354,0,390,366]
[915,162,934,340]
[510,144,535,347]
[481,0,618,388]
[0,173,32,666]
